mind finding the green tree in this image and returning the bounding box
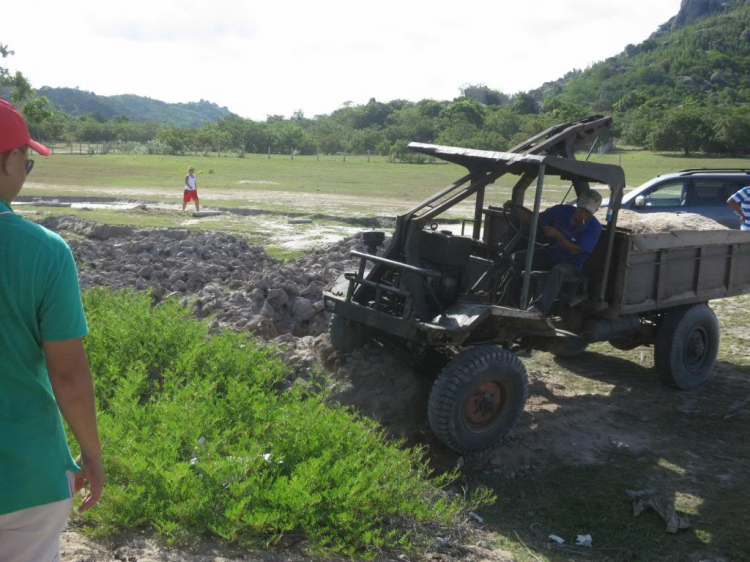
[22,96,54,141]
[713,111,750,155]
[438,99,485,128]
[648,107,715,155]
[511,93,538,115]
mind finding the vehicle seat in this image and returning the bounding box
[682,184,697,206]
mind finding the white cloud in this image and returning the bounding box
[1,0,681,119]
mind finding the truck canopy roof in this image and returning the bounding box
[408,143,626,196]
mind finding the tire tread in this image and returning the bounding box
[428,346,528,454]
[654,304,719,389]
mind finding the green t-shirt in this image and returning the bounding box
[0,199,88,515]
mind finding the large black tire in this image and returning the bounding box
[428,346,529,454]
[654,304,719,389]
[329,314,369,353]
[549,338,589,358]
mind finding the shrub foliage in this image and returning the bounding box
[76,289,485,554]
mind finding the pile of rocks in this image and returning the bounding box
[43,217,374,341]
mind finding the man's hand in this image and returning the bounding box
[542,225,561,240]
[75,454,105,512]
[44,338,104,512]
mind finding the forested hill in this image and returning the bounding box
[532,0,750,151]
[37,87,232,127]
[3,0,749,156]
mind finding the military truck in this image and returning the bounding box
[323,116,750,454]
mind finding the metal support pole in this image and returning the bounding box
[561,136,599,204]
[520,164,545,310]
[472,186,485,240]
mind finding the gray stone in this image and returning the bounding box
[672,0,725,31]
[677,76,697,87]
[137,266,153,279]
[292,298,316,321]
[266,288,289,306]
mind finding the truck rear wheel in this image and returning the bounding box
[329,314,369,353]
[654,304,719,389]
[428,346,528,454]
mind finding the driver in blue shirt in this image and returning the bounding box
[504,189,603,316]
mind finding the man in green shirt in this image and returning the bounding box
[0,100,104,561]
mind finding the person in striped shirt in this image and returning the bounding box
[727,185,750,231]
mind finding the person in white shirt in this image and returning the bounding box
[727,185,750,231]
[182,166,200,212]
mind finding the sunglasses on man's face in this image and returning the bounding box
[25,159,34,175]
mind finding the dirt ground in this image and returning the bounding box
[37,205,749,562]
[60,308,749,561]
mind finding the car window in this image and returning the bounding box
[689,180,733,207]
[644,180,685,207]
[728,181,750,199]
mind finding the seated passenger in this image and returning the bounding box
[504,190,603,316]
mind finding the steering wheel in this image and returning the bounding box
[502,204,551,247]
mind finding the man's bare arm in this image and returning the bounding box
[727,198,745,223]
[543,225,581,255]
[44,338,105,512]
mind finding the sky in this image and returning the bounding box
[1,0,682,121]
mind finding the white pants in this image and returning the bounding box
[0,498,72,562]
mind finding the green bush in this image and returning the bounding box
[76,289,486,555]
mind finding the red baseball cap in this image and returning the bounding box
[0,99,50,156]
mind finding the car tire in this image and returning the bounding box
[428,346,528,454]
[654,304,719,389]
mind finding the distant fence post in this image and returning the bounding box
[290,147,293,161]
[268,146,271,160]
[343,149,346,162]
[316,148,319,161]
[70,142,73,154]
[367,151,370,163]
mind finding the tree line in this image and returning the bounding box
[28,92,750,159]
[4,26,750,159]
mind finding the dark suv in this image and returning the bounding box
[621,169,750,228]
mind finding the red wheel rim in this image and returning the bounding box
[464,380,505,432]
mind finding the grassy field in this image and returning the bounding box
[23,149,750,213]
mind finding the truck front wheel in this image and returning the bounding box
[654,304,719,389]
[428,346,528,454]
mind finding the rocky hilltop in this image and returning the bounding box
[671,0,735,30]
